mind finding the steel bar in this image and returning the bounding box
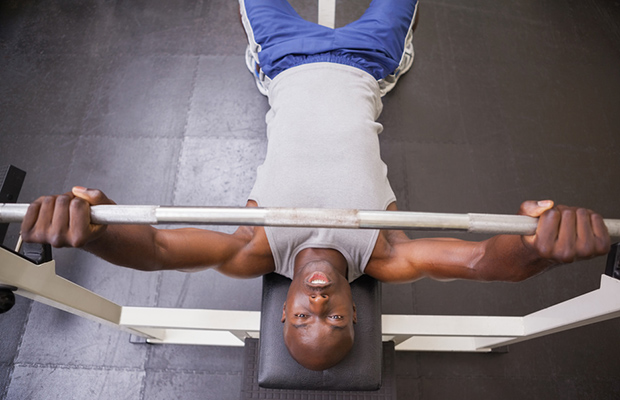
[1,203,619,236]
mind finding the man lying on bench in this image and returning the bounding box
[20,0,610,371]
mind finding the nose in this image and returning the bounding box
[309,294,329,304]
[308,294,330,315]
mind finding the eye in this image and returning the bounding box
[295,314,308,318]
[329,315,343,320]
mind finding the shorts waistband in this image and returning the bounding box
[270,51,380,79]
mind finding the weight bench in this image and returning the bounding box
[239,273,398,398]
[254,273,387,391]
[3,164,620,398]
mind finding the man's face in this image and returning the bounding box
[281,261,357,370]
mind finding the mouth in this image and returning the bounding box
[305,272,332,288]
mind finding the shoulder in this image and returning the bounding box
[215,201,275,278]
[364,202,418,282]
[364,229,421,282]
[217,225,275,278]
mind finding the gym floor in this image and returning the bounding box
[1,0,619,399]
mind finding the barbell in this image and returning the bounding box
[1,203,619,236]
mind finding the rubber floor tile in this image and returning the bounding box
[65,136,183,205]
[142,369,242,400]
[5,365,144,400]
[146,344,245,373]
[16,302,148,368]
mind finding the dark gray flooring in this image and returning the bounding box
[1,0,619,399]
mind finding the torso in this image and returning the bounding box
[246,64,397,281]
[229,64,401,280]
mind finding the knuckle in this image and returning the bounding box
[560,208,574,219]
[534,241,553,258]
[561,249,576,263]
[41,196,56,207]
[544,208,560,221]
[591,212,605,225]
[576,208,589,218]
[55,195,71,210]
[56,194,71,204]
[49,234,65,248]
[25,230,44,244]
[68,236,86,248]
[48,225,68,248]
[36,195,52,203]
[575,241,594,258]
[33,196,47,205]
[70,197,88,211]
[20,230,34,243]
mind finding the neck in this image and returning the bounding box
[293,248,348,278]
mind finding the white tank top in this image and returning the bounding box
[249,63,396,282]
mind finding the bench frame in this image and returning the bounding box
[2,244,619,352]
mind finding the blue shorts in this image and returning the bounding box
[240,0,418,80]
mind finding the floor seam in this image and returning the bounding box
[170,53,199,207]
[11,362,243,376]
[13,363,143,372]
[145,368,243,376]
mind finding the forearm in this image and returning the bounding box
[473,235,556,282]
[20,189,238,272]
[386,202,610,284]
[83,225,165,271]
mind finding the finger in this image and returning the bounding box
[518,200,554,217]
[531,208,561,258]
[49,195,72,247]
[574,208,595,258]
[33,196,57,236]
[21,199,43,241]
[590,211,611,255]
[554,207,577,263]
[68,197,93,247]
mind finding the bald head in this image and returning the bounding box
[283,318,354,370]
[281,260,357,371]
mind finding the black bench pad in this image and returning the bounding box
[257,273,383,391]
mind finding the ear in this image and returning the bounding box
[281,302,286,323]
[352,303,357,324]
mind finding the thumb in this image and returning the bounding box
[518,200,554,218]
[71,186,116,206]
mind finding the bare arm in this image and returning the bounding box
[20,187,248,273]
[367,201,611,283]
[82,225,248,272]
